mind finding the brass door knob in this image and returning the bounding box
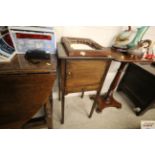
[67,71,72,79]
[67,71,71,75]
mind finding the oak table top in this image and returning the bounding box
[0,54,56,75]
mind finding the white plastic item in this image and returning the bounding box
[8,26,56,54]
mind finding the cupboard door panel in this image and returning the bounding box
[66,60,108,93]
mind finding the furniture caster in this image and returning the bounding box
[133,107,141,116]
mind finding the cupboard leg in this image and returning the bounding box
[58,85,61,101]
[58,59,61,101]
[89,101,97,118]
[81,89,85,98]
[61,92,65,124]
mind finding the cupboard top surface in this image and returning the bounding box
[61,37,111,57]
[58,43,112,60]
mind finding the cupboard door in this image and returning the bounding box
[66,60,108,93]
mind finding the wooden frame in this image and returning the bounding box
[61,37,111,57]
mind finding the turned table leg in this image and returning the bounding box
[96,62,127,111]
[89,62,127,117]
[89,60,112,118]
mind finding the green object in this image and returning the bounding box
[127,26,149,49]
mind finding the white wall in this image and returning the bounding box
[54,26,122,46]
[143,26,155,40]
[54,26,155,46]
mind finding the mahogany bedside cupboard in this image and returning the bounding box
[57,43,112,124]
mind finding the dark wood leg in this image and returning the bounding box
[81,89,85,98]
[61,91,65,124]
[44,93,53,129]
[58,88,61,101]
[58,59,61,101]
[58,78,61,101]
[89,61,112,118]
[89,88,103,118]
[60,60,66,124]
[89,99,97,118]
[95,62,127,111]
[22,93,53,129]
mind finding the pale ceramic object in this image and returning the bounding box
[70,44,94,50]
